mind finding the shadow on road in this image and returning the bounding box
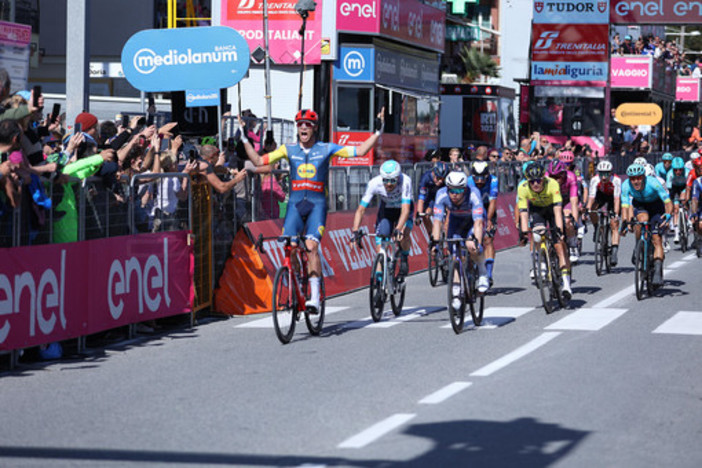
[0,417,589,467]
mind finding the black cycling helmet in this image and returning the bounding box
[471,161,490,178]
[432,161,449,180]
[524,163,545,181]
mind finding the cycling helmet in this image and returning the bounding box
[548,160,568,175]
[644,164,655,177]
[379,160,401,182]
[690,152,701,161]
[597,160,613,172]
[522,160,535,174]
[662,153,674,161]
[432,161,449,180]
[295,109,319,124]
[694,157,702,168]
[672,157,685,170]
[559,150,575,163]
[626,163,645,177]
[471,161,490,177]
[524,163,545,181]
[633,157,648,166]
[445,171,468,189]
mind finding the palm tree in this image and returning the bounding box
[459,46,500,83]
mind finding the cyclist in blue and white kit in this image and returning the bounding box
[467,161,499,286]
[351,160,414,277]
[415,161,449,233]
[432,171,488,302]
[666,156,690,244]
[621,163,673,286]
[242,108,385,313]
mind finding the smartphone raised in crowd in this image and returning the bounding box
[160,137,170,152]
[32,85,41,109]
[50,103,60,123]
[74,122,82,134]
[188,149,197,163]
[121,114,129,128]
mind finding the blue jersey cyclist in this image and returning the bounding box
[242,107,385,312]
[467,161,499,286]
[351,160,414,277]
[654,153,673,180]
[666,156,690,244]
[415,161,449,233]
[620,163,673,287]
[432,171,489,298]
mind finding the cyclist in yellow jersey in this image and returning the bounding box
[517,163,572,299]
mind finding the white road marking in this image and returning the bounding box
[338,413,416,449]
[419,382,472,405]
[682,253,696,261]
[367,307,443,328]
[591,285,635,309]
[653,311,702,335]
[668,260,687,269]
[440,307,534,329]
[545,308,628,331]
[470,332,561,377]
[234,307,348,328]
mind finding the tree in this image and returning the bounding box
[458,46,500,83]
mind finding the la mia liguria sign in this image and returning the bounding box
[121,26,250,92]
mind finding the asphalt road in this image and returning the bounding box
[1,231,702,467]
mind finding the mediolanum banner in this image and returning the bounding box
[121,26,250,92]
[533,0,610,24]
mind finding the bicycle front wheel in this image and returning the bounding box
[634,241,646,301]
[594,224,605,276]
[604,224,612,273]
[428,247,440,287]
[305,276,325,335]
[272,266,296,344]
[680,211,688,252]
[537,247,555,314]
[447,257,465,334]
[390,258,405,317]
[469,262,484,326]
[369,254,385,322]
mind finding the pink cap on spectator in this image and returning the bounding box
[8,151,23,164]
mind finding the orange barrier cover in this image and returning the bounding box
[214,229,272,315]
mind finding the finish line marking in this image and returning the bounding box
[419,382,472,405]
[470,332,561,377]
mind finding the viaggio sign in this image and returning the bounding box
[121,26,250,92]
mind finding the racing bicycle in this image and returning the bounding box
[446,237,485,334]
[428,233,449,287]
[625,220,661,300]
[593,210,615,276]
[357,232,406,322]
[531,225,567,314]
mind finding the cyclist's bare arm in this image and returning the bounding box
[554,205,565,232]
[351,204,366,233]
[396,202,411,232]
[238,116,265,166]
[355,107,385,156]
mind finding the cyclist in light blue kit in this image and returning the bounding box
[241,108,385,313]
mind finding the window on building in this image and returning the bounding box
[336,86,372,131]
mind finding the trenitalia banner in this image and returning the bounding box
[336,0,445,53]
[533,0,610,24]
[676,77,700,102]
[245,197,520,299]
[0,232,193,351]
[222,0,323,65]
[531,24,608,62]
[611,56,652,88]
[611,0,702,24]
[331,132,375,166]
[121,26,250,92]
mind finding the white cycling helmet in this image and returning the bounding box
[597,160,613,172]
[633,157,648,166]
[644,163,655,177]
[445,171,467,189]
[690,152,701,161]
[379,160,401,182]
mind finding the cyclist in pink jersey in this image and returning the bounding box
[547,158,581,262]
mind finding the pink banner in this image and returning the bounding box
[222,0,323,65]
[611,56,652,88]
[337,0,444,53]
[676,77,700,102]
[0,232,193,351]
[247,194,520,298]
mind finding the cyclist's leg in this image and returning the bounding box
[483,215,496,284]
[447,219,464,307]
[398,202,415,276]
[303,201,328,310]
[282,202,305,272]
[563,204,578,261]
[672,193,681,241]
[607,196,621,264]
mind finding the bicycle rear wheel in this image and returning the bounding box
[272,266,296,344]
[551,251,566,309]
[469,262,484,326]
[537,248,555,314]
[646,244,656,294]
[390,256,405,316]
[594,224,605,276]
[679,211,688,252]
[447,257,465,334]
[604,224,612,273]
[369,254,385,322]
[305,276,325,335]
[634,241,646,301]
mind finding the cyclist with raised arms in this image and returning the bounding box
[351,159,414,278]
[517,162,573,299]
[585,160,622,266]
[655,153,674,180]
[432,171,488,303]
[467,161,499,286]
[415,161,449,233]
[620,163,672,287]
[241,108,384,313]
[666,156,690,244]
[689,158,702,257]
[546,157,581,263]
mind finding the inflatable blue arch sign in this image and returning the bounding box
[121,26,250,92]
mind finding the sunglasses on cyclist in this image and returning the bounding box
[296,121,315,128]
[528,178,543,185]
[448,187,465,195]
[629,175,644,182]
[382,178,398,185]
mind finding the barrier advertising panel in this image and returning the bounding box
[611,56,652,88]
[121,26,250,92]
[0,21,31,94]
[531,24,608,63]
[222,0,323,65]
[0,232,193,351]
[611,0,702,24]
[533,0,610,23]
[676,77,700,102]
